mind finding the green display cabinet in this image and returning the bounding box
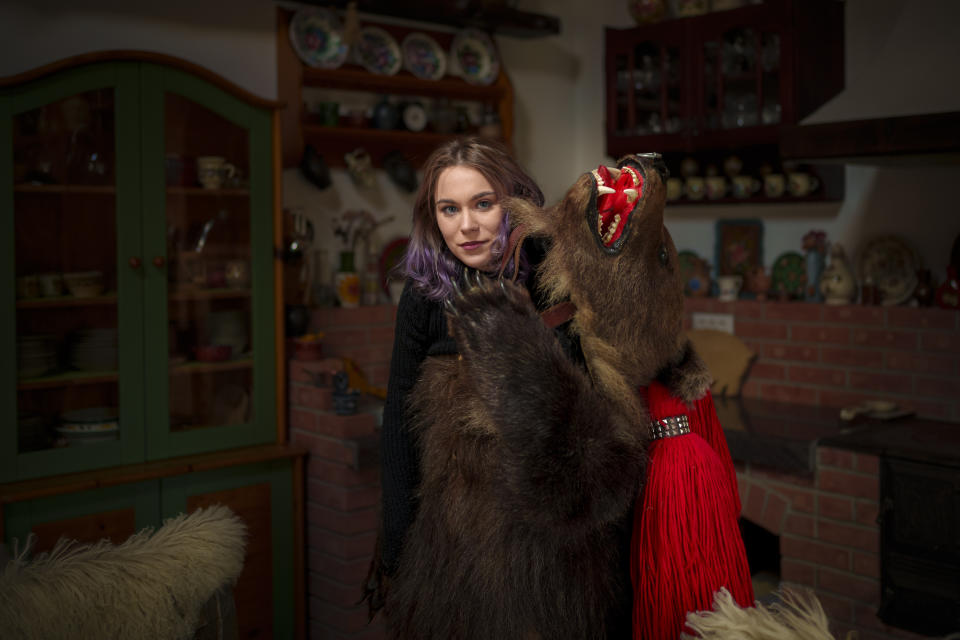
[0,53,280,482]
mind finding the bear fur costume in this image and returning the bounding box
[381,153,714,639]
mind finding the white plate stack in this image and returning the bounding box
[17,334,58,379]
[70,328,118,372]
[57,406,119,445]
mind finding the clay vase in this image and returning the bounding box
[819,244,857,305]
[744,265,772,301]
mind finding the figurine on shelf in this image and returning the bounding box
[802,229,827,302]
[332,370,360,415]
[820,243,857,305]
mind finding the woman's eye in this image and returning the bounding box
[476,199,493,210]
[440,205,458,216]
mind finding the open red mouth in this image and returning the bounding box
[591,164,642,250]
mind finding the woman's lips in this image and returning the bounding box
[460,241,486,250]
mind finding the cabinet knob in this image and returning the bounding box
[128,257,142,269]
[153,256,166,268]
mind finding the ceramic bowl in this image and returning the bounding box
[64,270,104,297]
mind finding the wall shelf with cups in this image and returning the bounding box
[278,8,515,169]
[605,0,844,167]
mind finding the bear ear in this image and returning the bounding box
[503,195,551,236]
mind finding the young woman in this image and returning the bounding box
[367,137,545,605]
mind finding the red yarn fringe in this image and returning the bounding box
[690,389,742,517]
[632,383,754,640]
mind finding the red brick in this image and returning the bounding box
[855,454,879,475]
[760,492,788,534]
[784,513,815,537]
[886,307,958,330]
[819,389,886,410]
[758,383,819,404]
[818,468,879,500]
[745,485,767,525]
[818,495,853,521]
[822,305,884,325]
[308,413,377,439]
[818,520,880,553]
[291,408,321,431]
[855,500,880,527]
[849,371,913,395]
[367,326,395,345]
[818,448,855,469]
[780,558,816,586]
[735,320,789,340]
[289,357,344,384]
[813,589,854,623]
[791,325,850,344]
[291,430,357,465]
[922,330,960,353]
[314,305,395,329]
[730,300,764,319]
[884,350,956,376]
[773,485,816,513]
[788,364,846,386]
[323,327,371,347]
[683,298,719,313]
[914,375,960,399]
[852,551,880,579]
[307,479,380,511]
[309,550,373,584]
[295,385,334,411]
[308,528,377,560]
[748,361,786,380]
[820,347,885,369]
[818,568,879,604]
[308,503,379,535]
[851,328,918,350]
[780,535,850,570]
[740,379,762,398]
[308,458,379,488]
[765,303,823,322]
[760,343,819,362]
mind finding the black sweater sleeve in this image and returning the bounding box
[379,281,441,575]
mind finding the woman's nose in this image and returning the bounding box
[460,210,480,232]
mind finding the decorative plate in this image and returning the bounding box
[450,28,499,85]
[288,8,349,69]
[379,237,410,293]
[771,251,806,298]
[857,235,919,306]
[402,32,446,81]
[354,26,402,76]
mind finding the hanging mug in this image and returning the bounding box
[344,148,376,189]
[196,156,236,189]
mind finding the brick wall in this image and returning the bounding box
[684,299,960,421]
[290,300,958,639]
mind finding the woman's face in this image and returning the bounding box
[434,165,504,270]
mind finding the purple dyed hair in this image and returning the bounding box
[401,137,544,301]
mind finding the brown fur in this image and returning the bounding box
[385,155,711,639]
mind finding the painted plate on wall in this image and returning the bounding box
[354,26,402,75]
[288,8,349,69]
[450,28,499,85]
[771,251,806,299]
[857,235,918,306]
[402,32,446,81]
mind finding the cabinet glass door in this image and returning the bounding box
[1,65,145,480]
[140,65,275,459]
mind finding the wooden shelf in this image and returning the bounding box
[168,287,251,301]
[17,293,117,308]
[302,124,462,167]
[18,369,118,390]
[14,184,115,194]
[170,357,253,376]
[301,66,507,102]
[166,186,250,197]
[666,199,842,219]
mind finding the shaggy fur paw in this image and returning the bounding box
[445,272,540,358]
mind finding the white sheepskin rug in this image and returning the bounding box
[0,504,247,640]
[683,587,844,640]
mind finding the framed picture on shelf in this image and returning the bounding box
[714,219,763,277]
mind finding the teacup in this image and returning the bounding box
[684,176,705,201]
[38,272,63,297]
[706,176,728,200]
[665,177,683,201]
[196,156,237,190]
[763,173,786,198]
[717,275,743,302]
[731,175,760,199]
[787,172,820,197]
